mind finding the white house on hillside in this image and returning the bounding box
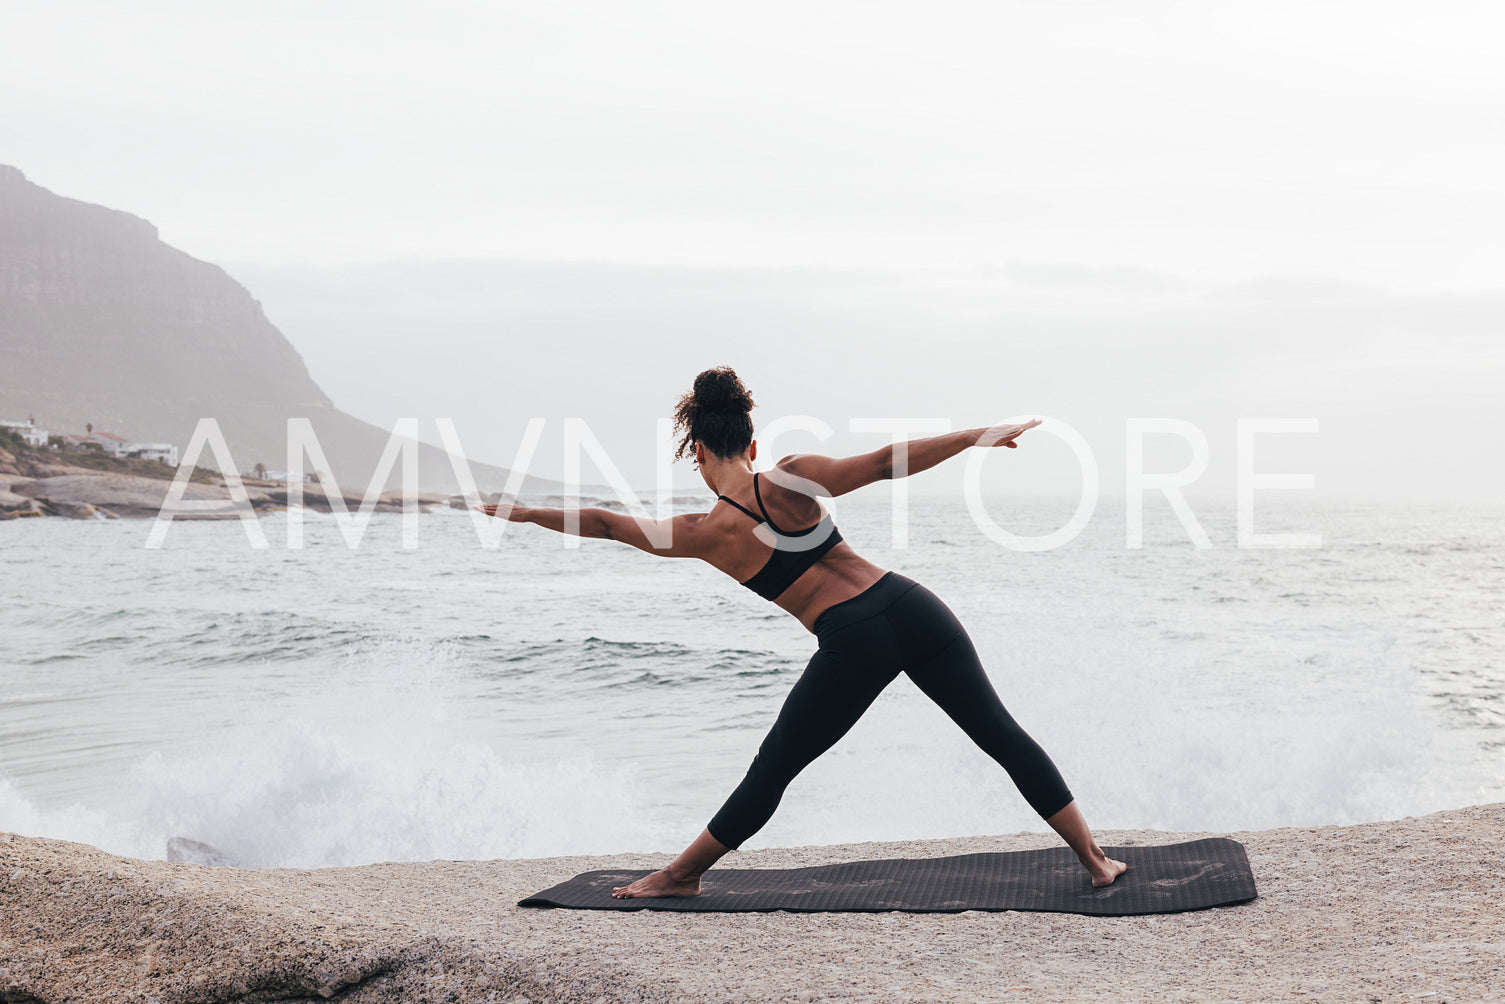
[58,431,178,466]
[62,431,132,457]
[127,443,180,466]
[0,419,49,448]
[91,431,131,457]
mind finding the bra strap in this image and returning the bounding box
[755,472,807,536]
[717,494,763,524]
[752,472,782,534]
[753,472,827,538]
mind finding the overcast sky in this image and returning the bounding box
[4,1,1502,500]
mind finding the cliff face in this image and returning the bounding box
[0,165,529,492]
[0,163,330,418]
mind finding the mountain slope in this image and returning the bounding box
[0,165,545,495]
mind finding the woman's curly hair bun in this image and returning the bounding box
[692,366,755,414]
[673,366,757,463]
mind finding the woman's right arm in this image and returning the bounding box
[777,419,1042,497]
[475,501,713,558]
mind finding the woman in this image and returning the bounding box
[479,367,1126,898]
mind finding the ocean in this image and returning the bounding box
[1,493,1500,869]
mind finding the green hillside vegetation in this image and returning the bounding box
[0,427,218,483]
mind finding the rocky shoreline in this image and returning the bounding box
[0,467,456,521]
[2,803,1500,1003]
[0,438,476,521]
[0,447,652,522]
[0,467,460,521]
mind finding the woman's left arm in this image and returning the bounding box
[778,418,1043,497]
[475,502,712,558]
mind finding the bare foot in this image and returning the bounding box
[1090,857,1129,888]
[611,866,701,899]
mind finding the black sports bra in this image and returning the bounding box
[718,472,844,601]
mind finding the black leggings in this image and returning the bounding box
[706,571,1075,850]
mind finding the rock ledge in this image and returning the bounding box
[3,804,1502,1003]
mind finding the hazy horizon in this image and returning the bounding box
[5,1,1501,501]
[222,256,1500,502]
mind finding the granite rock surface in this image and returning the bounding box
[2,804,1501,1003]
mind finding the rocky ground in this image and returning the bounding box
[2,803,1501,1003]
[0,444,626,521]
[0,444,453,520]
[0,470,452,520]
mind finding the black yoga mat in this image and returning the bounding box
[518,837,1256,915]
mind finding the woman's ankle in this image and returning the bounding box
[1078,844,1108,867]
[665,860,704,882]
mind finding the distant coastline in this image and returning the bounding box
[1,428,661,521]
[0,425,250,520]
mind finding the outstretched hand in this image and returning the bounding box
[473,497,524,520]
[979,418,1042,448]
